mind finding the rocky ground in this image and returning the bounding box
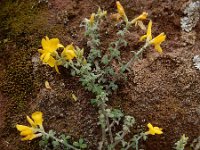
[0,0,199,149]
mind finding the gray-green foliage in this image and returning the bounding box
[66,8,148,150]
[79,8,129,94]
[81,8,106,62]
[174,134,188,150]
[73,139,87,149]
[39,130,87,150]
[181,1,200,32]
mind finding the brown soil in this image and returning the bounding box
[0,0,199,150]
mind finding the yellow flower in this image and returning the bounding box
[131,12,148,24]
[16,125,42,141]
[145,123,163,135]
[61,44,77,60]
[149,32,166,53]
[38,36,63,63]
[137,12,148,20]
[31,111,43,127]
[16,111,44,141]
[139,20,152,42]
[116,1,126,19]
[139,20,166,53]
[89,13,95,25]
[38,36,63,73]
[38,36,63,64]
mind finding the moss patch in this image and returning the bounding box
[0,1,50,149]
[0,0,48,38]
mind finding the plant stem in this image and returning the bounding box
[124,135,143,150]
[99,103,108,149]
[69,62,80,73]
[111,131,128,148]
[104,107,114,144]
[40,130,79,150]
[121,42,149,73]
[105,121,115,132]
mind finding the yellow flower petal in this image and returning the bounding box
[20,129,34,136]
[139,35,147,42]
[21,134,36,141]
[43,53,50,63]
[61,44,77,60]
[150,32,166,45]
[146,20,152,41]
[65,50,77,60]
[139,20,152,42]
[55,63,60,74]
[47,56,56,67]
[41,36,60,52]
[40,53,46,61]
[147,123,154,130]
[90,13,95,25]
[116,1,126,18]
[41,38,48,51]
[66,44,75,51]
[45,36,49,41]
[146,123,163,135]
[39,36,63,66]
[38,49,44,54]
[58,43,64,48]
[137,12,148,20]
[154,45,163,53]
[31,111,43,126]
[131,12,148,24]
[48,38,60,52]
[29,133,42,140]
[51,51,58,57]
[154,127,163,134]
[26,116,36,127]
[149,32,166,53]
[16,125,31,132]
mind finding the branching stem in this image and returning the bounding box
[111,131,128,148]
[124,134,143,150]
[39,130,79,150]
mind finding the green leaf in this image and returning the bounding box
[80,144,87,149]
[91,99,98,105]
[52,140,59,148]
[73,142,80,147]
[48,130,56,136]
[121,140,128,147]
[71,69,76,76]
[79,138,84,144]
[102,55,109,65]
[108,82,118,91]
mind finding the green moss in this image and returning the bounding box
[0,1,47,141]
[0,0,48,37]
[0,0,49,109]
[0,1,69,149]
[1,45,33,110]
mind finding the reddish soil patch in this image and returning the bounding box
[0,0,199,150]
